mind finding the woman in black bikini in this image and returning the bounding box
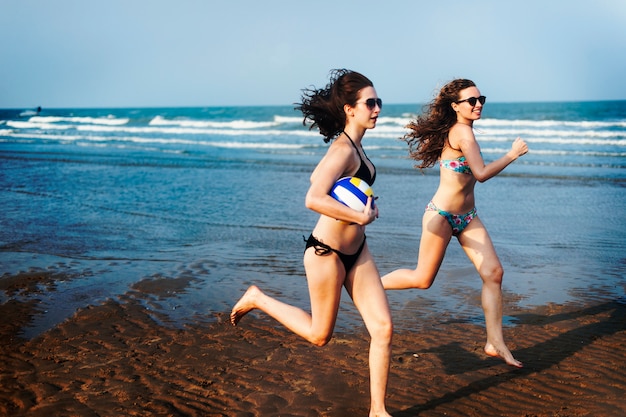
[231,69,393,417]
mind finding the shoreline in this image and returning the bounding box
[1,273,625,416]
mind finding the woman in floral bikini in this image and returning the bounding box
[383,79,528,368]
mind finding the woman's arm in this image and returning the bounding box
[454,125,528,182]
[305,142,377,226]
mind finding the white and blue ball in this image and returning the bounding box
[330,177,375,212]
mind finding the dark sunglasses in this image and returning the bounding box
[358,98,383,110]
[455,96,486,106]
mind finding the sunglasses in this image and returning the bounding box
[358,98,383,110]
[455,96,486,106]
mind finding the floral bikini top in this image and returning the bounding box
[440,156,472,175]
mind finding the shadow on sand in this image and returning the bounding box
[393,298,626,416]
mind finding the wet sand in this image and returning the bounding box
[1,273,625,416]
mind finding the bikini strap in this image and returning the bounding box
[342,130,359,151]
[341,131,376,185]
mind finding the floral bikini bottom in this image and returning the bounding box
[425,200,477,236]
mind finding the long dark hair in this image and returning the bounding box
[405,79,476,169]
[296,69,374,143]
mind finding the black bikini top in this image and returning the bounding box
[343,131,376,185]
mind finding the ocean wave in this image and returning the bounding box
[376,116,412,126]
[2,132,316,150]
[7,131,621,156]
[3,128,623,148]
[478,118,626,129]
[149,115,280,129]
[479,134,626,146]
[28,115,624,131]
[524,137,626,146]
[524,149,626,157]
[3,122,408,139]
[478,128,625,140]
[2,105,624,170]
[28,115,129,125]
[273,115,302,124]
[482,146,626,158]
[7,114,623,142]
[148,114,410,130]
[7,133,87,141]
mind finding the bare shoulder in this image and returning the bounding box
[326,137,357,166]
[328,136,353,155]
[311,138,356,182]
[449,123,477,150]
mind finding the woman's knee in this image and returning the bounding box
[481,263,504,285]
[370,316,394,344]
[309,330,334,347]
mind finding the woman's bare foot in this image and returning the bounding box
[485,342,523,368]
[230,285,261,326]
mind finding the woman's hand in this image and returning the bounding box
[359,196,379,225]
[511,137,529,158]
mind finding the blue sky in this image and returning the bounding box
[1,0,625,108]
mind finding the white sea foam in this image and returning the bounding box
[481,146,626,157]
[28,116,129,125]
[149,115,279,129]
[478,118,626,129]
[523,148,626,157]
[4,126,623,147]
[7,121,77,130]
[479,127,625,140]
[376,116,412,126]
[4,132,311,150]
[478,134,626,146]
[273,115,302,124]
[2,105,624,170]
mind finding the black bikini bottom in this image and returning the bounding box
[304,234,366,274]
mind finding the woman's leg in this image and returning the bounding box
[230,247,345,347]
[458,216,523,368]
[382,211,452,290]
[345,245,393,417]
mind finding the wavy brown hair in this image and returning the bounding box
[296,69,374,143]
[404,79,476,169]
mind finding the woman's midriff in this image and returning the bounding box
[310,215,366,254]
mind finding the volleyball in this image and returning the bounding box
[329,177,375,212]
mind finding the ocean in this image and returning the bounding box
[1,101,625,337]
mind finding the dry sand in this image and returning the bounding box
[1,272,625,416]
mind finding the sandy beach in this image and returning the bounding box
[2,90,626,417]
[1,272,624,417]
